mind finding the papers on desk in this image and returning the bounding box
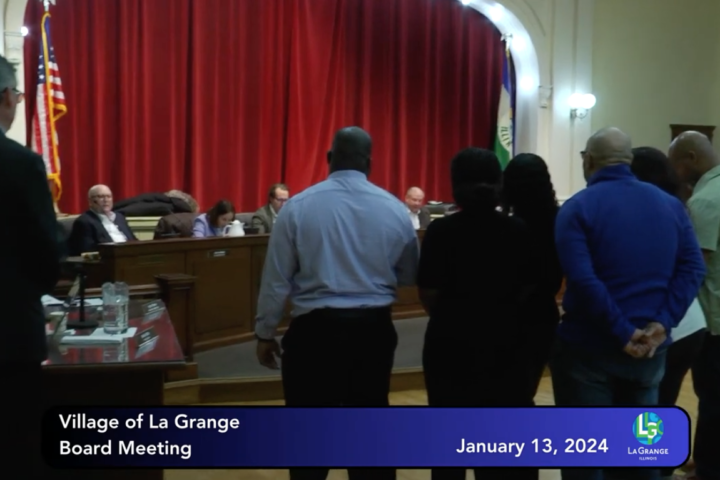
[79,298,103,307]
[41,295,103,307]
[42,295,63,306]
[60,327,137,345]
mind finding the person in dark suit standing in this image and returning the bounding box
[67,184,137,255]
[0,54,63,475]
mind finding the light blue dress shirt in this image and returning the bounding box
[255,170,420,339]
[192,213,222,237]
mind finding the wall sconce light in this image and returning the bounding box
[569,93,596,119]
[3,31,25,65]
[538,85,553,109]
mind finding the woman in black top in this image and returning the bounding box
[502,153,563,403]
[418,148,537,480]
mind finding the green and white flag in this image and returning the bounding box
[494,46,514,169]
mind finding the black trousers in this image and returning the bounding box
[521,318,558,403]
[281,306,398,480]
[423,325,537,480]
[0,362,47,477]
[654,329,704,477]
[692,333,720,480]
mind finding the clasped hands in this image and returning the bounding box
[624,322,666,358]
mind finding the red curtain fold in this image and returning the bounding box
[25,0,503,214]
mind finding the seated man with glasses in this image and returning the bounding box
[252,182,290,234]
[67,184,137,255]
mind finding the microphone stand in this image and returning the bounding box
[65,272,98,330]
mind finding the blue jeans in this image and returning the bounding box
[550,339,666,480]
[692,333,720,480]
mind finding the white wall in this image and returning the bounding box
[2,0,27,143]
[591,0,720,153]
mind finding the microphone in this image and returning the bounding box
[65,272,99,330]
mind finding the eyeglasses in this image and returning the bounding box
[580,150,587,158]
[4,87,23,103]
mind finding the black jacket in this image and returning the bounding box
[67,210,137,256]
[113,192,193,217]
[0,130,63,363]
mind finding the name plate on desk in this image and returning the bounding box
[136,326,159,357]
[209,250,229,258]
[141,300,166,323]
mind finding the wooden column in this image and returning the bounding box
[155,273,196,360]
[156,273,198,382]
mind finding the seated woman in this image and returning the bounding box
[192,200,236,238]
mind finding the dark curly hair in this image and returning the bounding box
[502,153,558,227]
[630,147,681,200]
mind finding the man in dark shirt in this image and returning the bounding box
[551,128,705,480]
[0,54,62,475]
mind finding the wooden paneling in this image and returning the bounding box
[670,124,715,143]
[87,232,427,354]
[187,245,253,348]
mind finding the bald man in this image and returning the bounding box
[551,128,704,480]
[67,184,137,255]
[404,187,431,229]
[669,131,720,480]
[254,127,418,480]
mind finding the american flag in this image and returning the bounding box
[31,11,67,203]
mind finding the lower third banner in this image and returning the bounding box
[42,407,689,468]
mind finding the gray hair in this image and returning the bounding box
[0,55,17,92]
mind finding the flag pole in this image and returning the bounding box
[40,0,62,214]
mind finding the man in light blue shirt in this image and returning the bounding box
[255,126,418,480]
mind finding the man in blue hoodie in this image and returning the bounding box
[551,127,705,480]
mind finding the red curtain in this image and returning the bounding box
[24,0,504,214]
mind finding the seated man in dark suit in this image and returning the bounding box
[68,184,137,255]
[404,186,432,229]
[252,183,289,234]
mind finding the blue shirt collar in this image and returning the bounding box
[328,170,368,181]
[587,163,634,186]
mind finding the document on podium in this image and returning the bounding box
[60,327,137,345]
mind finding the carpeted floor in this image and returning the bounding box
[195,317,428,378]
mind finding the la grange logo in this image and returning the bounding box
[628,412,669,460]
